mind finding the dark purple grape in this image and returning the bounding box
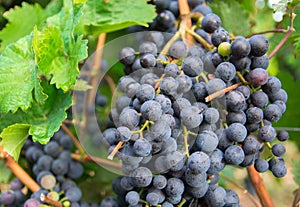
[201,13,222,33]
[254,158,269,173]
[215,62,236,82]
[24,198,41,207]
[182,56,203,77]
[230,37,251,58]
[258,125,276,142]
[224,145,245,165]
[156,10,176,30]
[119,47,136,65]
[226,91,246,112]
[249,35,269,57]
[247,68,268,87]
[277,130,289,142]
[272,143,286,157]
[250,91,269,108]
[264,104,282,122]
[139,41,158,55]
[211,28,230,47]
[0,190,15,205]
[229,56,251,71]
[251,55,269,70]
[169,41,187,58]
[65,187,82,202]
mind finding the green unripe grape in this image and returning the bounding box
[63,200,71,207]
[218,42,231,57]
[47,191,60,201]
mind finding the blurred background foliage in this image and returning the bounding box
[0,0,300,206]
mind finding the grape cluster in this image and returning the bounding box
[98,1,289,207]
[0,130,105,207]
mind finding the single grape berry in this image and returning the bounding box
[218,42,231,57]
[201,13,222,33]
[249,35,269,57]
[230,37,251,58]
[247,68,268,87]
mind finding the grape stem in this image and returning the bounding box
[185,29,214,50]
[177,198,187,207]
[182,126,190,158]
[61,123,85,156]
[88,33,107,104]
[196,72,209,83]
[246,29,288,38]
[0,146,64,207]
[80,33,107,139]
[104,75,116,94]
[160,31,181,56]
[292,188,300,207]
[63,119,74,125]
[107,141,124,160]
[178,0,193,47]
[40,194,63,207]
[205,82,243,102]
[268,10,295,59]
[71,153,122,171]
[247,165,274,207]
[0,146,40,192]
[219,173,262,207]
[236,71,249,85]
[131,120,153,138]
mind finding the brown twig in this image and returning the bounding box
[205,82,243,102]
[178,0,193,47]
[268,11,295,59]
[107,141,124,160]
[88,33,107,105]
[246,29,288,38]
[219,173,262,207]
[185,29,213,50]
[104,75,116,94]
[247,165,274,207]
[63,119,74,125]
[40,194,63,207]
[71,153,122,170]
[0,146,40,193]
[61,123,85,155]
[293,188,300,207]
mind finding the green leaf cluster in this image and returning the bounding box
[0,0,85,160]
[0,0,157,161]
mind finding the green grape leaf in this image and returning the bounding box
[0,3,47,51]
[292,160,300,186]
[33,0,88,91]
[0,124,29,160]
[208,0,251,36]
[293,35,300,55]
[0,160,11,183]
[80,0,156,34]
[0,83,72,147]
[44,0,63,17]
[0,35,47,113]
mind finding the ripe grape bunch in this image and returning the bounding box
[99,1,289,207]
[0,130,101,207]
